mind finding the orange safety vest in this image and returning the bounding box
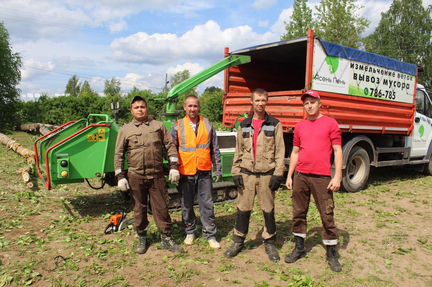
[177,116,213,175]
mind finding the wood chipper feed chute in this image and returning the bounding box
[34,114,119,190]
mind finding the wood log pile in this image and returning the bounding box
[19,123,58,136]
[16,166,35,189]
[0,133,35,164]
[1,123,58,189]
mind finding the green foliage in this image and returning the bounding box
[104,77,121,98]
[200,87,224,122]
[0,22,22,132]
[281,0,314,40]
[127,87,165,120]
[315,0,369,48]
[17,69,226,127]
[169,70,199,111]
[79,80,97,97]
[364,0,432,89]
[65,75,81,97]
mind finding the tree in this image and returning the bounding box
[200,87,224,123]
[79,80,97,97]
[281,0,314,40]
[0,22,22,132]
[167,70,199,111]
[65,75,81,97]
[314,0,369,48]
[104,77,121,98]
[365,0,432,89]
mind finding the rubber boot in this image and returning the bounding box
[264,238,280,262]
[326,245,342,272]
[285,236,306,263]
[136,232,147,254]
[225,235,244,258]
[160,233,183,254]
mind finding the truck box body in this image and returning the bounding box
[223,32,417,136]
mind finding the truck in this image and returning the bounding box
[34,30,432,196]
[222,30,432,192]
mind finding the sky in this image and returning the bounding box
[1,0,431,101]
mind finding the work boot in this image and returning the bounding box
[136,232,147,254]
[326,245,342,272]
[225,235,244,258]
[160,234,183,254]
[285,236,306,263]
[264,239,280,262]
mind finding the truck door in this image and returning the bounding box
[411,88,432,158]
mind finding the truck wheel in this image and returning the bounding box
[422,157,432,176]
[342,146,370,192]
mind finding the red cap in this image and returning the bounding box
[301,90,320,101]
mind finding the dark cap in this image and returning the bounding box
[301,90,320,101]
[131,95,146,105]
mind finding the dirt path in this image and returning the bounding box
[1,132,431,286]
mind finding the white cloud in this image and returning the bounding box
[166,63,204,78]
[109,21,128,33]
[119,73,151,90]
[1,0,214,40]
[358,0,392,36]
[0,0,94,40]
[111,20,276,64]
[21,59,55,80]
[166,62,223,91]
[253,0,277,10]
[270,8,293,37]
[258,20,269,28]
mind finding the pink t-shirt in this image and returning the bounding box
[294,116,341,176]
[253,119,265,160]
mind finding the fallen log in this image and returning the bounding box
[0,133,35,164]
[19,123,58,136]
[17,166,33,182]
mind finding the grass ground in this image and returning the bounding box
[1,132,431,287]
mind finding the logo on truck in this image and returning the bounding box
[419,125,425,138]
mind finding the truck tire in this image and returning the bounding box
[422,157,432,176]
[342,146,370,192]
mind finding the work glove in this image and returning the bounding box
[169,169,180,185]
[269,175,284,192]
[117,178,130,192]
[233,175,244,189]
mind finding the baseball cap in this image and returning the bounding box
[131,95,147,105]
[301,90,320,101]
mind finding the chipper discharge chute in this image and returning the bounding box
[34,114,119,190]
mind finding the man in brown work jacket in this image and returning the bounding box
[115,96,182,254]
[225,88,285,262]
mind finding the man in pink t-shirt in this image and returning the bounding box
[285,90,343,272]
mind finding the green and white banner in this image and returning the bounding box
[312,40,416,104]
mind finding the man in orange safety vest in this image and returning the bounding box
[171,95,222,249]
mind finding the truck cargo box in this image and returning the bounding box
[223,31,418,136]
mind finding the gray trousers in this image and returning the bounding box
[179,172,217,240]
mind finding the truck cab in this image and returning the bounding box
[411,84,432,160]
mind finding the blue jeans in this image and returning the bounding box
[179,172,217,240]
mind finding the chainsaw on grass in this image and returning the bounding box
[104,211,131,234]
